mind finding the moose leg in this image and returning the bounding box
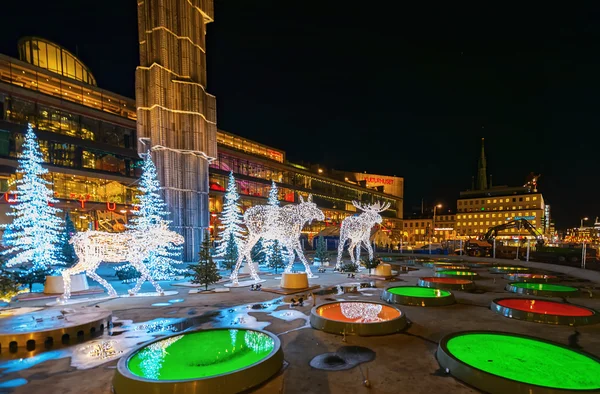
[364,238,374,261]
[284,241,295,273]
[87,267,117,297]
[243,238,261,282]
[61,264,86,301]
[230,236,258,284]
[336,235,346,269]
[294,240,314,278]
[131,260,163,295]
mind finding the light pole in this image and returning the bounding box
[580,217,589,229]
[432,204,442,244]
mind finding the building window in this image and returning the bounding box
[533,196,538,201]
[493,199,497,203]
[526,197,530,201]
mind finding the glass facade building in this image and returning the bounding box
[0,40,140,232]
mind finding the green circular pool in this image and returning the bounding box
[387,287,451,298]
[441,332,600,390]
[127,329,275,380]
[506,282,580,297]
[435,270,477,278]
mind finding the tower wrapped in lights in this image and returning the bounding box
[336,201,390,269]
[119,151,186,280]
[215,172,245,257]
[230,194,324,284]
[3,124,65,273]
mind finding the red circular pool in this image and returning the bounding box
[496,299,593,317]
[513,274,557,279]
[421,277,472,285]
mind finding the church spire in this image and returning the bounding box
[477,138,488,190]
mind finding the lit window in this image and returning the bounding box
[485,214,489,218]
[457,223,461,226]
[486,221,489,225]
[468,215,472,219]
[486,199,491,203]
[512,206,516,210]
[526,197,530,201]
[480,222,483,225]
[468,222,472,226]
[532,220,536,225]
[533,197,537,201]
[492,221,496,225]
[493,199,497,203]
[505,213,509,217]
[492,214,496,218]
[499,206,503,210]
[532,212,536,217]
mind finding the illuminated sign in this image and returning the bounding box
[364,177,394,185]
[506,216,535,221]
[434,227,454,231]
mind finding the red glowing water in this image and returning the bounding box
[497,299,593,317]
[420,277,472,285]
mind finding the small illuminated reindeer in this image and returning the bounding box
[61,223,184,300]
[231,194,324,284]
[336,201,391,269]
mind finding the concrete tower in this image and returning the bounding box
[136,0,217,261]
[476,138,488,190]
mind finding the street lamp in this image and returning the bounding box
[432,204,442,243]
[581,217,589,229]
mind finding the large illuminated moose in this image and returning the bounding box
[231,194,324,285]
[336,201,391,269]
[60,223,184,300]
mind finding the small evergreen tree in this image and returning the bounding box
[314,236,329,266]
[58,212,77,267]
[187,230,221,291]
[251,238,266,266]
[0,258,20,302]
[3,124,65,274]
[115,264,140,283]
[221,232,239,273]
[15,264,51,292]
[215,172,245,257]
[268,241,286,274]
[263,181,280,266]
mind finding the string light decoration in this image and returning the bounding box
[262,181,286,267]
[60,223,184,300]
[340,302,383,322]
[3,124,65,273]
[231,194,324,284]
[116,151,186,281]
[336,201,391,269]
[215,172,245,257]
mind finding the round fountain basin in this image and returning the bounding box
[420,261,454,268]
[113,328,283,394]
[418,277,475,291]
[503,273,558,282]
[491,298,599,326]
[506,282,579,297]
[434,265,470,271]
[310,301,406,336]
[467,261,493,268]
[434,270,478,279]
[381,286,455,306]
[437,331,600,393]
[490,266,530,274]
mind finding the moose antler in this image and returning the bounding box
[352,200,391,212]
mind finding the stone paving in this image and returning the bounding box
[0,257,599,394]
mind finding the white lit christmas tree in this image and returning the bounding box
[3,124,65,273]
[215,172,245,257]
[119,151,185,280]
[263,181,286,268]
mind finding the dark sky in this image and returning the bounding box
[1,2,599,229]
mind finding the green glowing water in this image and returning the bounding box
[127,329,275,381]
[446,333,600,390]
[512,283,578,292]
[388,287,451,298]
[436,270,476,276]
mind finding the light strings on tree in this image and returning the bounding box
[3,124,65,273]
[60,223,184,300]
[116,151,186,281]
[336,201,390,269]
[215,172,245,257]
[231,194,324,284]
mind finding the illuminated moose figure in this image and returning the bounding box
[60,223,184,300]
[231,194,324,285]
[336,201,391,269]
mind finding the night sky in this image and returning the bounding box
[1,2,599,229]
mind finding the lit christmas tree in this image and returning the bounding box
[3,124,65,274]
[215,172,245,257]
[119,151,186,281]
[263,181,286,268]
[58,212,77,267]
